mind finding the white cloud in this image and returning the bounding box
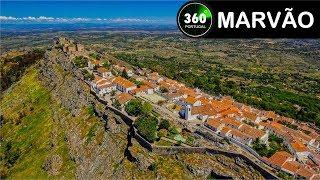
[0,16,169,23]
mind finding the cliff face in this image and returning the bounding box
[1,47,265,179]
[38,48,93,116]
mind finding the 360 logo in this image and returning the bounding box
[177,2,212,37]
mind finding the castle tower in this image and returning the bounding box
[185,104,192,120]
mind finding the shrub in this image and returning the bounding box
[148,163,157,171]
[89,53,101,60]
[87,105,95,116]
[159,119,170,130]
[169,127,179,135]
[121,69,129,79]
[102,61,110,69]
[73,56,88,68]
[112,99,121,110]
[158,129,168,138]
[82,69,94,80]
[110,90,116,97]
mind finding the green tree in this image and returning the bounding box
[125,99,152,116]
[142,102,153,115]
[110,90,116,97]
[112,99,121,110]
[159,86,168,93]
[252,138,268,157]
[102,60,110,69]
[125,99,143,116]
[135,115,158,142]
[121,69,129,79]
[82,69,94,80]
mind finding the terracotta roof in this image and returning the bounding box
[130,85,152,94]
[239,124,266,139]
[258,121,269,128]
[113,76,135,88]
[220,107,241,117]
[298,131,313,143]
[178,88,197,97]
[270,121,283,130]
[143,81,158,88]
[279,116,295,124]
[282,161,300,174]
[96,79,108,86]
[209,100,232,113]
[166,92,184,99]
[207,119,222,129]
[243,110,258,121]
[149,72,162,81]
[91,60,101,65]
[183,96,198,104]
[150,72,159,76]
[198,96,210,104]
[220,117,242,128]
[264,111,277,119]
[268,151,292,167]
[291,141,308,152]
[221,126,232,135]
[296,167,316,179]
[229,129,252,140]
[191,104,218,116]
[97,67,108,74]
[116,93,134,104]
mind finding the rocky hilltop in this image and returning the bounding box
[0,46,265,179]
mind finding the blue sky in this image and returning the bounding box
[1,1,185,23]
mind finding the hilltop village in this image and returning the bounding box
[57,37,320,179]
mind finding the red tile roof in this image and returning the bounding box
[229,129,252,141]
[206,118,222,129]
[116,93,134,104]
[291,141,308,152]
[239,124,266,139]
[220,117,242,128]
[191,104,218,116]
[183,96,198,104]
[113,76,135,88]
[268,151,292,167]
[296,167,317,179]
[220,107,241,117]
[220,126,232,135]
[282,161,301,174]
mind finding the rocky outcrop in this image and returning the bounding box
[42,154,63,176]
[186,164,212,177]
[38,48,94,116]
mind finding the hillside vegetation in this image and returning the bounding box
[0,67,76,178]
[0,49,45,92]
